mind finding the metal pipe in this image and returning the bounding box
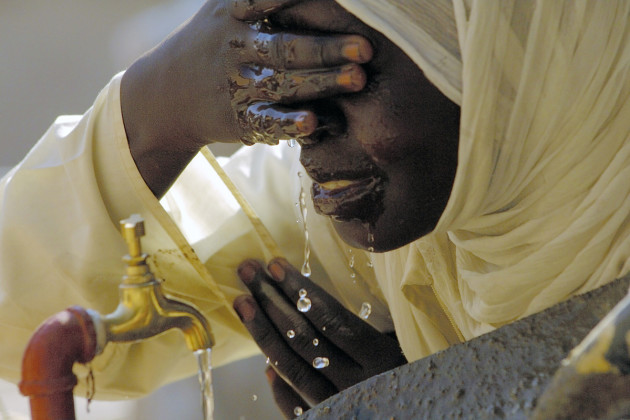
[19,306,98,420]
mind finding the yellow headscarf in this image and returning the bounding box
[337,0,630,359]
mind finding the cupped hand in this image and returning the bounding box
[120,0,372,197]
[233,258,407,417]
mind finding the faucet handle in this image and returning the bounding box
[120,214,145,260]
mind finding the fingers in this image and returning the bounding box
[233,63,366,104]
[265,258,405,368]
[265,367,309,419]
[236,260,365,389]
[231,64,364,145]
[228,0,301,21]
[238,32,373,69]
[237,102,316,145]
[233,293,338,404]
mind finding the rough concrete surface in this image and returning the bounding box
[301,276,630,420]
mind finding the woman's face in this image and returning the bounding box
[273,1,460,252]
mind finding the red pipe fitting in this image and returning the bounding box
[19,306,98,420]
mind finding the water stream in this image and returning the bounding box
[195,348,214,420]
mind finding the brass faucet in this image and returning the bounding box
[90,214,214,355]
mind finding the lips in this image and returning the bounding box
[311,176,385,222]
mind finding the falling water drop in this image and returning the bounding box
[287,330,296,338]
[313,338,319,346]
[312,357,330,369]
[195,348,214,420]
[288,138,297,148]
[297,172,312,277]
[366,223,375,245]
[294,406,303,416]
[359,302,372,320]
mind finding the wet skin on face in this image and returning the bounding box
[271,0,460,252]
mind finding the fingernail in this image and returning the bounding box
[233,295,256,322]
[337,65,366,91]
[268,261,286,282]
[294,112,317,135]
[342,40,372,63]
[238,260,260,284]
[265,366,277,383]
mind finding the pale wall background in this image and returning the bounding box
[0,1,280,419]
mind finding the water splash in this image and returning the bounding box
[195,348,214,420]
[297,172,312,277]
[367,246,374,268]
[359,302,372,320]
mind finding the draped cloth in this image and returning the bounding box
[337,0,630,360]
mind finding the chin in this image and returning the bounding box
[331,216,430,253]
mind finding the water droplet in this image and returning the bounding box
[297,175,311,277]
[312,338,319,346]
[349,254,355,268]
[265,357,270,365]
[367,246,374,253]
[251,394,258,401]
[359,302,372,319]
[287,330,296,338]
[366,224,375,244]
[322,326,326,331]
[274,361,278,366]
[298,289,307,298]
[312,357,330,369]
[288,138,297,148]
[297,296,312,312]
[350,272,356,279]
[294,406,303,416]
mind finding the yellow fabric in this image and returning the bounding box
[339,0,630,356]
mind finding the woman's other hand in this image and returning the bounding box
[233,258,407,417]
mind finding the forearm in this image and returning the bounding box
[120,53,203,199]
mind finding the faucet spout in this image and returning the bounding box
[97,279,214,352]
[93,214,214,352]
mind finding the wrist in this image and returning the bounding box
[120,57,201,198]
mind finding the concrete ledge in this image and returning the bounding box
[303,276,630,419]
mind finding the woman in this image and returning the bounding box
[1,0,629,417]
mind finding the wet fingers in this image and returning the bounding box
[228,0,301,21]
[237,102,316,145]
[233,294,337,404]
[239,31,373,69]
[232,63,366,105]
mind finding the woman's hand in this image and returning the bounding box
[233,258,407,417]
[120,0,372,197]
